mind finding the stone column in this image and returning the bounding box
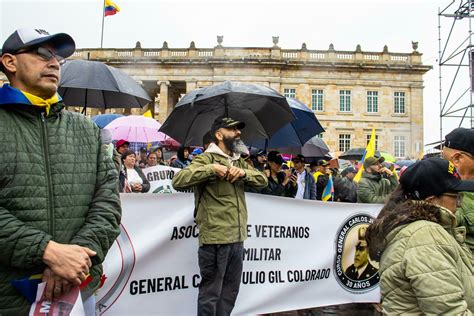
[157,81,170,123]
[410,85,424,158]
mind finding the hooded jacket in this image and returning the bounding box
[172,143,267,246]
[171,146,191,169]
[372,204,474,315]
[357,171,398,203]
[0,85,121,315]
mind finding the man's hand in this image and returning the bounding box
[42,241,96,285]
[42,267,73,301]
[380,167,393,176]
[213,164,228,178]
[132,183,142,192]
[226,166,245,183]
[289,174,298,186]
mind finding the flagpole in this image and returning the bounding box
[100,0,106,48]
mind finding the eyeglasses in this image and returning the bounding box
[442,192,463,208]
[14,47,66,65]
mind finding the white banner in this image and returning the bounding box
[141,165,182,194]
[96,194,382,315]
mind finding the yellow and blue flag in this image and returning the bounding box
[105,0,120,16]
[322,174,334,202]
[353,128,376,183]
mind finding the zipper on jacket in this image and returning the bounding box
[234,182,241,242]
[40,112,54,237]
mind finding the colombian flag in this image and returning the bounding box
[322,174,334,202]
[105,0,120,16]
[353,128,376,183]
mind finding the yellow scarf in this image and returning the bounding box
[20,90,59,116]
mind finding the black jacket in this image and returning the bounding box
[119,165,151,193]
[334,177,357,202]
[261,172,297,198]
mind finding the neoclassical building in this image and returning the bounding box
[0,37,431,158]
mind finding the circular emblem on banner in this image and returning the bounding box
[153,185,173,194]
[334,213,379,293]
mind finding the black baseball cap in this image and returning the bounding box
[291,154,305,163]
[267,151,285,165]
[256,149,267,157]
[444,127,474,155]
[210,116,245,134]
[317,159,329,166]
[1,28,75,72]
[400,157,474,200]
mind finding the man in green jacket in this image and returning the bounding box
[172,116,267,316]
[357,156,398,203]
[0,29,121,315]
[442,127,474,252]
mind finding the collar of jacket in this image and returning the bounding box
[0,84,64,116]
[385,205,461,246]
[205,143,240,161]
[362,171,381,181]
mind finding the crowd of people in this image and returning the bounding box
[1,26,474,316]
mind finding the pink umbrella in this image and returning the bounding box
[104,115,168,143]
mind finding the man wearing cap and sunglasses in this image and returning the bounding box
[172,116,267,316]
[357,156,398,204]
[442,127,474,251]
[0,29,121,314]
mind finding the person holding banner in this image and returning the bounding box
[172,116,267,316]
[366,158,474,314]
[0,28,121,314]
[119,150,150,193]
[357,156,398,204]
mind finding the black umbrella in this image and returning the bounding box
[277,136,330,158]
[159,81,295,146]
[59,60,152,110]
[339,147,381,161]
[250,98,325,149]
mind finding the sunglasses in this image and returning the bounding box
[442,192,463,208]
[14,47,66,65]
[355,245,367,251]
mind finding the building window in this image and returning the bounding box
[394,135,406,158]
[394,91,406,114]
[315,133,323,139]
[367,91,378,113]
[366,134,379,150]
[339,90,351,112]
[284,88,296,99]
[339,134,351,152]
[311,89,324,111]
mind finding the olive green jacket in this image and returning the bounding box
[456,192,474,252]
[0,100,121,315]
[172,147,267,246]
[357,171,398,204]
[380,207,474,315]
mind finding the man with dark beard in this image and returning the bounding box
[357,156,398,203]
[172,116,267,316]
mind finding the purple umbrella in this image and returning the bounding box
[104,115,168,143]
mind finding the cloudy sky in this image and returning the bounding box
[1,0,471,146]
